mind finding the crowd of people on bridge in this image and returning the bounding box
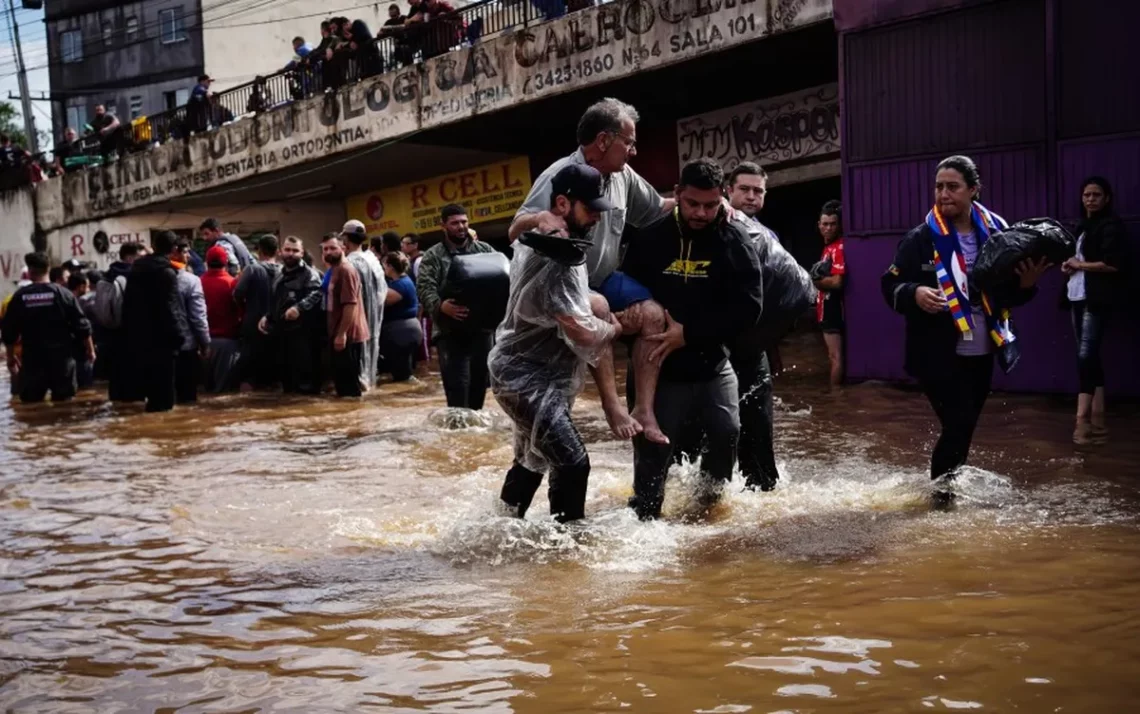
[2,96,1128,521]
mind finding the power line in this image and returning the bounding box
[0,0,304,74]
[1,0,398,80]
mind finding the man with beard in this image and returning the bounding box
[416,204,498,410]
[620,159,763,520]
[491,164,622,523]
[322,233,370,397]
[510,98,674,444]
[260,236,323,393]
[341,220,387,391]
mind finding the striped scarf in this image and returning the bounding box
[926,202,1016,349]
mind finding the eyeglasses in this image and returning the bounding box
[610,132,637,149]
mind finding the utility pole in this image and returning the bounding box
[5,0,39,154]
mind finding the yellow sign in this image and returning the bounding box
[345,156,532,235]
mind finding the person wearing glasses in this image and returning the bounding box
[509,98,676,445]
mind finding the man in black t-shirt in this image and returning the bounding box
[53,127,82,173]
[89,105,125,160]
[1,252,94,403]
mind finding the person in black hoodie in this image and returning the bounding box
[1,252,93,403]
[99,241,143,401]
[881,155,1051,500]
[234,235,281,390]
[620,158,763,521]
[123,231,187,412]
[259,236,323,393]
[1060,176,1127,445]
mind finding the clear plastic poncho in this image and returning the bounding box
[489,243,614,474]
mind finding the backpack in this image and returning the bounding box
[93,274,127,328]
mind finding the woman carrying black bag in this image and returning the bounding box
[881,155,1052,502]
[1061,176,1127,445]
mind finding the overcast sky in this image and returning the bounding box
[2,4,53,140]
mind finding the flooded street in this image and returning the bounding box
[2,335,1139,713]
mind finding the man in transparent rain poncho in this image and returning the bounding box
[491,164,625,524]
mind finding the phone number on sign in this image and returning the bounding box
[523,55,616,93]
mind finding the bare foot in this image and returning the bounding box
[631,407,669,444]
[603,403,642,440]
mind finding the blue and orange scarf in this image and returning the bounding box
[926,202,1021,372]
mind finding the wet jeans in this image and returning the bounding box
[18,351,76,403]
[1070,301,1107,395]
[629,363,740,520]
[732,351,779,490]
[919,354,994,480]
[332,342,364,397]
[437,331,492,410]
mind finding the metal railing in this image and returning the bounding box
[69,0,590,161]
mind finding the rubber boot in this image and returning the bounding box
[500,463,544,518]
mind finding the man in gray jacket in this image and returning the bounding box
[170,237,210,403]
[199,217,254,277]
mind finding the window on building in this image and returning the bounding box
[129,95,143,119]
[102,24,113,47]
[60,30,82,63]
[126,16,138,38]
[66,105,86,132]
[159,9,186,44]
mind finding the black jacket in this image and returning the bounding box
[882,223,1036,381]
[123,254,185,354]
[1,282,90,358]
[234,260,281,339]
[1063,212,1128,310]
[621,209,763,382]
[265,263,322,334]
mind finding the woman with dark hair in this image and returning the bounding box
[881,155,1052,498]
[1061,176,1126,444]
[380,251,423,382]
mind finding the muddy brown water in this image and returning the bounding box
[1,334,1139,713]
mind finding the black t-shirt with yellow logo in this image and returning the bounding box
[620,209,763,382]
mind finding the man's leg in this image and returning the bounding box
[48,355,78,403]
[586,292,640,439]
[735,351,779,491]
[332,342,364,397]
[145,351,176,413]
[696,363,742,507]
[175,350,199,404]
[18,358,49,403]
[823,332,844,387]
[630,378,694,521]
[620,300,669,444]
[532,392,590,523]
[436,333,472,408]
[467,331,493,411]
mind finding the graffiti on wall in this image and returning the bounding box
[676,83,840,172]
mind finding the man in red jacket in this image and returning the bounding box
[201,245,243,392]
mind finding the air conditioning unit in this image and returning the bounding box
[21,0,44,9]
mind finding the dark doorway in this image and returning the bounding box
[759,176,842,268]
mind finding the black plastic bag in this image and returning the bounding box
[736,228,818,354]
[809,256,833,281]
[518,231,593,266]
[441,251,511,333]
[973,218,1075,301]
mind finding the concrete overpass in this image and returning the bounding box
[32,0,833,235]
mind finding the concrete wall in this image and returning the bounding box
[37,0,834,231]
[0,188,39,303]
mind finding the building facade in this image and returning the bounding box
[46,0,205,139]
[836,0,1140,396]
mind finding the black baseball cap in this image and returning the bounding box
[551,164,614,212]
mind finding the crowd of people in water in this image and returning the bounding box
[2,97,1127,520]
